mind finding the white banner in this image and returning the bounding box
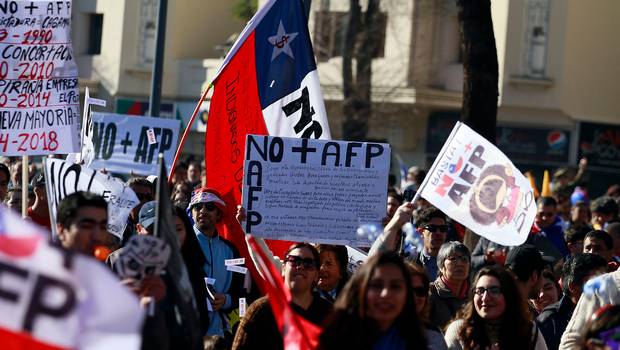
[0,0,80,155]
[242,134,390,246]
[419,122,537,246]
[89,113,180,175]
[44,158,139,239]
[0,206,144,350]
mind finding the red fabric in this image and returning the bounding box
[0,235,41,257]
[27,207,51,230]
[0,326,69,350]
[247,236,321,350]
[204,30,293,289]
[440,275,469,300]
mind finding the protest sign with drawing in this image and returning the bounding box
[242,134,390,246]
[0,205,143,350]
[0,1,81,155]
[417,122,537,246]
[43,158,139,239]
[88,113,180,175]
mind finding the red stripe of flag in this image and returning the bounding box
[0,326,70,350]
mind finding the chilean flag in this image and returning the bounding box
[205,1,331,269]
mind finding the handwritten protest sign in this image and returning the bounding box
[88,112,180,175]
[418,122,537,246]
[242,135,390,246]
[0,206,143,350]
[0,1,80,155]
[43,158,139,239]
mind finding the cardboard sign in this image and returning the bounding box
[419,122,537,246]
[0,206,143,349]
[242,135,390,246]
[44,158,139,239]
[88,113,180,175]
[0,0,81,155]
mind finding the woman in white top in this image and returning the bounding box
[444,266,547,350]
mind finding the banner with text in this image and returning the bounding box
[419,122,536,246]
[242,135,390,246]
[0,206,143,350]
[89,112,180,175]
[44,158,139,239]
[0,0,80,155]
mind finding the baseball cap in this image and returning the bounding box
[138,201,157,229]
[189,188,226,211]
[505,244,547,279]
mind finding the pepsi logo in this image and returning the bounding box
[547,131,567,150]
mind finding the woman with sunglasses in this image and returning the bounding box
[444,266,547,350]
[429,241,471,329]
[407,262,448,350]
[319,251,427,350]
[232,242,331,350]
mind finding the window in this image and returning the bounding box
[87,14,103,55]
[522,0,551,78]
[313,11,387,62]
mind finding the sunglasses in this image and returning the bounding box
[473,286,502,297]
[284,255,317,270]
[412,286,428,297]
[423,224,448,233]
[193,202,217,211]
[136,192,153,202]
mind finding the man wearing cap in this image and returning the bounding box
[505,244,547,317]
[27,173,51,230]
[190,188,243,338]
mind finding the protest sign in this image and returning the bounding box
[242,135,390,246]
[88,112,180,175]
[117,235,171,281]
[43,158,139,239]
[0,206,143,350]
[418,122,537,246]
[0,1,81,155]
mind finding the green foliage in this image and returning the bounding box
[232,0,258,22]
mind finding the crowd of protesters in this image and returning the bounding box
[1,154,620,350]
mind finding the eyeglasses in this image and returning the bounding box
[284,255,316,270]
[473,286,502,297]
[412,286,428,297]
[193,202,217,211]
[447,255,469,263]
[423,224,448,233]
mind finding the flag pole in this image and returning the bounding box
[21,155,28,218]
[168,84,212,183]
[154,153,163,238]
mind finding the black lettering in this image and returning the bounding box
[246,160,262,188]
[469,145,486,168]
[246,211,262,234]
[134,127,149,163]
[147,128,162,164]
[365,144,384,168]
[282,87,323,138]
[269,137,284,162]
[448,183,470,206]
[345,142,362,167]
[0,260,28,303]
[159,128,173,153]
[23,274,77,332]
[459,164,477,184]
[62,163,83,197]
[291,138,316,164]
[101,123,116,160]
[246,134,267,161]
[321,142,340,166]
[246,186,261,211]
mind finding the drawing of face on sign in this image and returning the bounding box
[117,235,171,281]
[470,164,522,227]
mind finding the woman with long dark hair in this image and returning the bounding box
[319,251,427,350]
[444,266,547,350]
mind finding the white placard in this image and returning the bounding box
[88,112,180,175]
[225,258,245,266]
[0,1,80,155]
[226,265,248,274]
[239,298,247,317]
[418,122,537,246]
[242,135,390,246]
[44,158,139,239]
[0,206,144,349]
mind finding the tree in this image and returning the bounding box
[232,0,258,22]
[341,0,381,141]
[457,0,498,144]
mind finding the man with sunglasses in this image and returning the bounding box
[410,206,449,280]
[190,188,244,339]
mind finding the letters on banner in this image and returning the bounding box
[0,1,81,155]
[43,158,139,239]
[242,134,390,246]
[88,112,180,175]
[0,206,143,350]
[418,122,537,246]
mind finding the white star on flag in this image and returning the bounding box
[268,20,298,61]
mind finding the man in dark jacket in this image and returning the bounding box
[537,253,608,350]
